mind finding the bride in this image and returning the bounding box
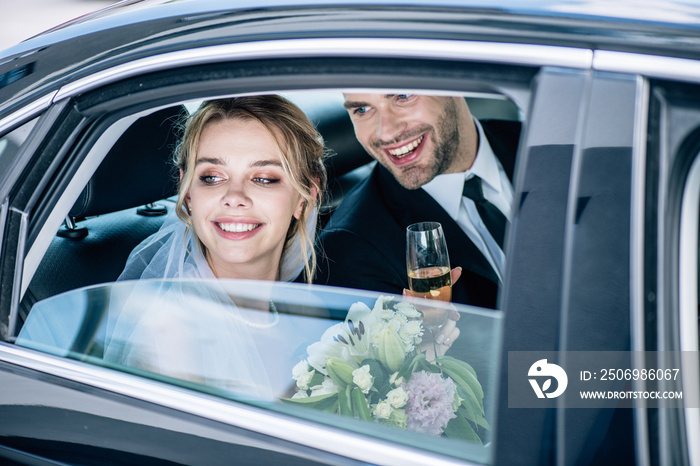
[104,95,327,398]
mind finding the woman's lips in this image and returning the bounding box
[213,219,263,239]
[217,222,260,233]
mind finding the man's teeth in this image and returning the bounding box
[218,223,259,233]
[388,135,424,158]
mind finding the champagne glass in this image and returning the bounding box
[406,222,452,334]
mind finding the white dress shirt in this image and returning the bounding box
[422,119,513,282]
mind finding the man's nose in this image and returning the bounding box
[375,108,405,142]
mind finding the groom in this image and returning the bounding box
[316,93,521,309]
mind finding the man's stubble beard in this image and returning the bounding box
[393,99,461,190]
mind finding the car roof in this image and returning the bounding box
[1,0,700,121]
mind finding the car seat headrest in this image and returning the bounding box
[69,106,183,219]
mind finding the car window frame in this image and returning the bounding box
[10,33,700,466]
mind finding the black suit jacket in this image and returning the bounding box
[317,120,521,309]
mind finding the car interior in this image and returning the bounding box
[17,90,521,328]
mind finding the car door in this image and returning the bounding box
[3,8,697,464]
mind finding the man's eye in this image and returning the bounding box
[353,106,370,115]
[396,94,415,102]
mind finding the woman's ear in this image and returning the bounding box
[293,186,318,220]
[179,168,184,181]
[293,196,306,220]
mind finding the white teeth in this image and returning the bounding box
[388,135,424,158]
[218,223,259,233]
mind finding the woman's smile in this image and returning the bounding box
[213,218,264,238]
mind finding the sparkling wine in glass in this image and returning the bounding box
[406,222,452,333]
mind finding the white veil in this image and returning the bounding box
[104,206,318,400]
[117,205,318,282]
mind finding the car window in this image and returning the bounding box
[10,86,525,465]
[9,65,531,464]
[0,117,37,181]
[16,279,503,464]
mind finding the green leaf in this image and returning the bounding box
[377,381,392,399]
[319,397,340,413]
[400,352,426,380]
[338,386,353,417]
[324,399,339,413]
[475,414,490,431]
[436,356,483,401]
[440,365,481,410]
[412,356,438,375]
[455,387,477,423]
[437,356,478,377]
[352,387,371,421]
[361,358,388,388]
[280,392,337,405]
[444,412,482,444]
[309,371,325,387]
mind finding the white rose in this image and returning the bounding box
[387,317,404,332]
[352,365,374,394]
[386,387,409,408]
[399,320,423,343]
[373,400,393,419]
[292,360,310,380]
[379,308,395,320]
[311,378,340,396]
[395,302,421,319]
[296,368,315,390]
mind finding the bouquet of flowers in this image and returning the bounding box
[284,296,488,443]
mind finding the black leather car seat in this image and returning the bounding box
[19,106,184,321]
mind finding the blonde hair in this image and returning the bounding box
[173,95,327,283]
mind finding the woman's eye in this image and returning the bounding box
[253,177,280,185]
[199,174,223,184]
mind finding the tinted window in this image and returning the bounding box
[17,280,503,463]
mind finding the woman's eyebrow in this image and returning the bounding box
[250,159,283,168]
[195,156,225,166]
[195,157,283,168]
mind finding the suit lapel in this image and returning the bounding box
[482,119,521,181]
[375,166,499,283]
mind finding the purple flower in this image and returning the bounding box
[405,371,457,436]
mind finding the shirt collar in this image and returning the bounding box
[422,172,464,218]
[467,118,502,193]
[422,118,502,218]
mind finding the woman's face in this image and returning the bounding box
[185,117,304,280]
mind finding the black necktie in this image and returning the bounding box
[462,176,507,248]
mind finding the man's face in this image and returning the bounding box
[343,94,466,189]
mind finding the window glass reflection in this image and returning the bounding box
[17,280,501,462]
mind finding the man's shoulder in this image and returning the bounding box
[481,119,521,141]
[480,119,521,178]
[323,164,385,229]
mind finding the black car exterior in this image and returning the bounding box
[1,1,700,465]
